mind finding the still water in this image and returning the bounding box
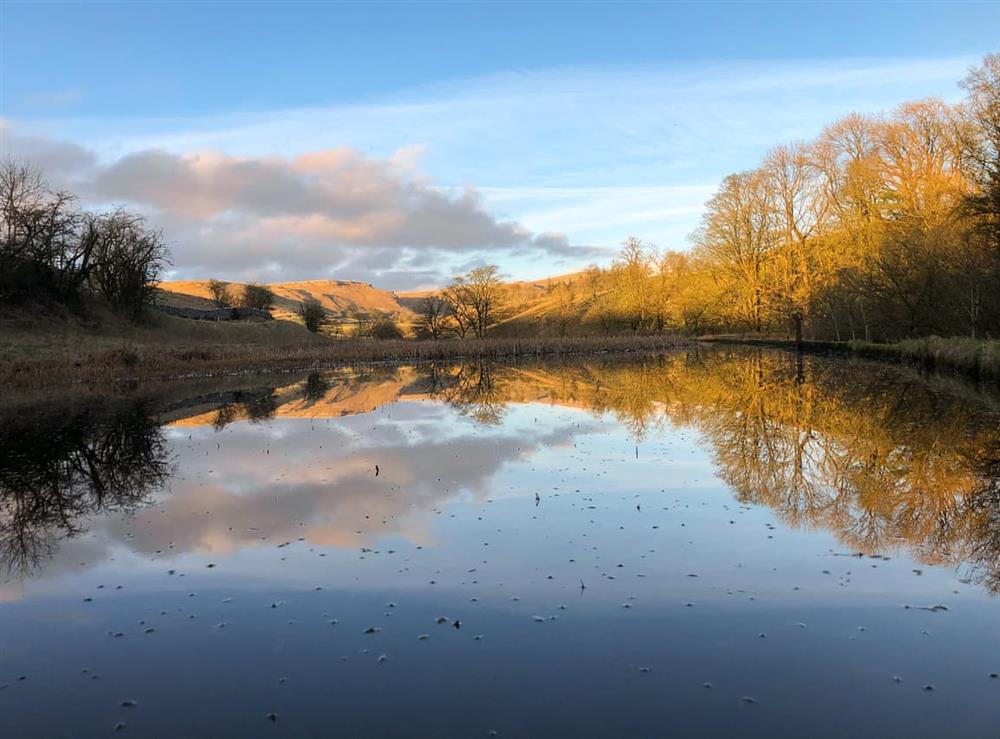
[2,348,999,738]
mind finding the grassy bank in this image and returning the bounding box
[1,312,690,388]
[699,335,1000,383]
[9,303,996,389]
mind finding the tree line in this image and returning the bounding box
[571,53,1000,342]
[408,54,998,344]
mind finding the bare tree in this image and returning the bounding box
[1,160,93,303]
[763,142,831,345]
[87,209,169,319]
[547,281,577,336]
[612,237,653,332]
[415,295,453,339]
[960,53,1000,255]
[444,265,507,338]
[693,170,779,332]
[442,284,474,338]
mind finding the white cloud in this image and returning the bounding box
[1,123,598,286]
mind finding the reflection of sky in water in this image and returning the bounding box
[2,359,1000,738]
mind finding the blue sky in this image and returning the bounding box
[2,1,999,288]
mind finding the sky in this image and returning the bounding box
[2,1,999,289]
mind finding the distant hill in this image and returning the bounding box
[397,271,596,333]
[158,271,599,335]
[157,280,415,325]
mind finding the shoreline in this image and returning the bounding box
[5,326,999,392]
[698,335,1000,383]
[1,333,693,389]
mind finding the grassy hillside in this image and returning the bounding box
[158,279,416,327]
[159,272,598,336]
[397,271,597,335]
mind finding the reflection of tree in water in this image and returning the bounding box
[0,400,171,576]
[422,350,1000,591]
[212,389,279,430]
[302,372,331,404]
[436,363,509,425]
[191,355,1000,590]
[672,350,1000,592]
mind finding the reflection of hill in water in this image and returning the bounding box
[4,349,1000,590]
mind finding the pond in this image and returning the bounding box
[2,347,999,738]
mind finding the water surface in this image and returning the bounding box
[2,348,999,738]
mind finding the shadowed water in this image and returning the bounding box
[2,348,999,738]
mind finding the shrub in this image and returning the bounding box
[298,299,327,333]
[207,279,231,307]
[371,319,404,340]
[240,283,275,311]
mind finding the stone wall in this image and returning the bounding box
[154,304,272,321]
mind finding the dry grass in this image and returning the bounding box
[699,335,1000,383]
[1,314,690,388]
[848,337,1000,382]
